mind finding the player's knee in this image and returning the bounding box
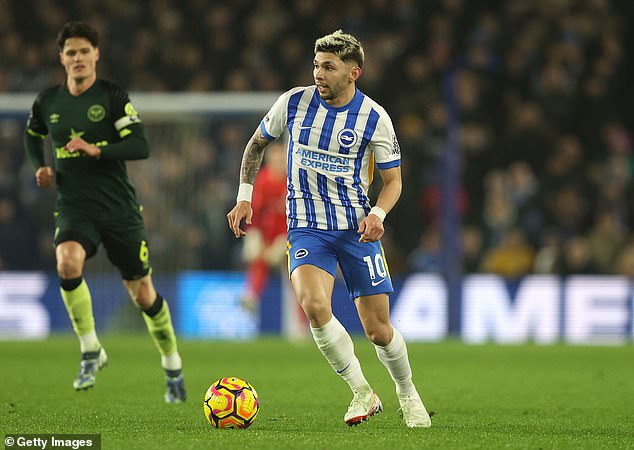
[133,292,153,309]
[130,287,150,308]
[295,290,314,309]
[56,257,82,279]
[296,292,330,322]
[365,324,392,346]
[125,278,155,309]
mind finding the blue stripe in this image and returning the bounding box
[318,110,337,151]
[288,203,298,228]
[285,91,304,230]
[259,121,275,141]
[299,168,317,227]
[287,90,304,130]
[338,93,364,154]
[336,176,357,229]
[353,108,380,210]
[299,90,321,146]
[287,141,298,229]
[376,160,401,170]
[317,173,337,230]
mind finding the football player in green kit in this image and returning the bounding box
[23,21,186,403]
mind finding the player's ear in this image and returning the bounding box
[95,47,100,62]
[349,66,362,83]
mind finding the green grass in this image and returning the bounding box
[1,335,633,449]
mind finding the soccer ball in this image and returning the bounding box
[203,377,260,429]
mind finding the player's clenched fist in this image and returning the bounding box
[35,166,55,187]
[357,214,384,243]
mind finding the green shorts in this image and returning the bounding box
[54,208,151,280]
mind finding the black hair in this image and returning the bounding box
[57,21,99,51]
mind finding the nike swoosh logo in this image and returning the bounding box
[371,278,386,287]
[299,126,314,130]
[336,363,351,374]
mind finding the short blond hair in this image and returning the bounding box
[314,30,364,68]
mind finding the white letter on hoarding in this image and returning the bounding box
[462,275,560,344]
[391,274,447,341]
[565,276,629,344]
[0,272,49,339]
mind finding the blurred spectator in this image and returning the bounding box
[541,135,593,237]
[0,194,34,269]
[498,102,554,175]
[460,120,495,222]
[615,240,634,277]
[480,227,535,279]
[558,235,598,275]
[481,170,517,248]
[407,226,442,273]
[533,228,561,275]
[587,212,626,274]
[505,161,543,246]
[461,224,483,273]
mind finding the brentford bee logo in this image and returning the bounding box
[337,128,358,148]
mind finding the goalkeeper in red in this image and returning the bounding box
[23,21,186,403]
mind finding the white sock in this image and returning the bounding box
[78,330,101,353]
[375,327,417,397]
[311,316,371,395]
[161,352,182,371]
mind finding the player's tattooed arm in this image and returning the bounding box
[240,129,270,184]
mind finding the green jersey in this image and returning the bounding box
[24,79,149,219]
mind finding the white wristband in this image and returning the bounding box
[369,206,386,222]
[236,183,253,203]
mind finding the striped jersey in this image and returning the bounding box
[260,86,401,231]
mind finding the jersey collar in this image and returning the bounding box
[317,88,364,112]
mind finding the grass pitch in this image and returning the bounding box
[1,335,633,449]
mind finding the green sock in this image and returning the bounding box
[142,296,178,358]
[60,278,97,338]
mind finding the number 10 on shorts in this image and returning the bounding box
[363,254,387,280]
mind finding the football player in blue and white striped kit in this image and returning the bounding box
[227,30,431,428]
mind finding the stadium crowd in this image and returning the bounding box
[1,0,633,277]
